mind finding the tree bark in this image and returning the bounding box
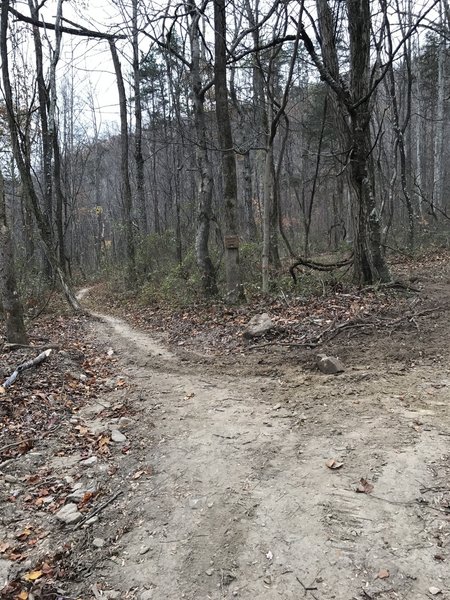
[188,0,218,297]
[0,172,28,345]
[109,40,136,287]
[305,0,391,284]
[132,0,148,235]
[214,0,242,301]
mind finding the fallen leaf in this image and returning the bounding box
[18,591,28,600]
[132,470,144,480]
[356,478,374,494]
[78,492,95,509]
[377,569,390,579]
[0,542,10,553]
[23,569,43,581]
[325,459,344,470]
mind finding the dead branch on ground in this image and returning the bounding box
[290,254,354,283]
[0,349,52,393]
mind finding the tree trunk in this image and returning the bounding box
[433,9,445,212]
[0,172,28,344]
[308,0,391,284]
[132,0,148,235]
[188,0,218,297]
[109,40,136,287]
[214,0,242,302]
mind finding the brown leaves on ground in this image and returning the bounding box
[0,314,126,596]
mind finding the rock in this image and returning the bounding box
[317,355,345,374]
[83,516,99,527]
[4,474,17,483]
[243,313,274,339]
[79,456,98,467]
[429,587,441,596]
[55,503,82,525]
[140,591,153,600]
[93,538,105,548]
[111,429,127,443]
[205,568,214,576]
[0,559,11,587]
[67,482,97,502]
[104,591,121,600]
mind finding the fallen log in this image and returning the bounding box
[0,348,52,393]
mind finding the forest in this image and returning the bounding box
[0,0,449,339]
[1,2,450,599]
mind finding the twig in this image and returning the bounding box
[73,490,123,530]
[296,576,320,599]
[0,349,53,392]
[0,437,36,454]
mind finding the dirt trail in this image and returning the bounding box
[78,298,450,600]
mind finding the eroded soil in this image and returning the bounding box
[1,255,450,600]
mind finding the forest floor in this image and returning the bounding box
[1,251,450,600]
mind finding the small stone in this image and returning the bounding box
[104,591,121,600]
[0,558,11,587]
[79,456,98,467]
[429,587,441,596]
[111,429,127,443]
[139,545,151,555]
[83,516,99,527]
[55,503,82,525]
[243,313,274,339]
[93,538,105,548]
[140,591,153,600]
[205,568,214,576]
[67,483,97,502]
[4,474,17,483]
[317,355,345,374]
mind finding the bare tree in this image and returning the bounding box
[0,171,27,344]
[214,0,242,301]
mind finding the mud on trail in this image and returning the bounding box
[1,258,450,600]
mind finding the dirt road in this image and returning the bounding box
[73,300,450,600]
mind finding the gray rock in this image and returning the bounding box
[140,591,153,600]
[4,474,17,483]
[104,592,121,600]
[0,559,11,587]
[111,429,127,443]
[67,482,97,502]
[84,516,99,527]
[317,355,345,374]
[79,456,98,467]
[205,568,214,576]
[55,503,82,525]
[93,538,105,548]
[243,313,274,339]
